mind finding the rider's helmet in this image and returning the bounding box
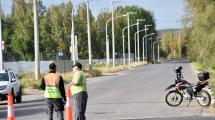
[174,66,182,74]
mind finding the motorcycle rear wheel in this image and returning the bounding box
[165,90,183,107]
[196,90,211,107]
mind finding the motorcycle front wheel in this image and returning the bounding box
[165,90,183,107]
[196,90,211,107]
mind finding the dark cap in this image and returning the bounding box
[73,62,82,70]
[49,63,56,70]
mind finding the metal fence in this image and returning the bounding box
[2,57,135,74]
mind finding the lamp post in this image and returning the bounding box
[127,12,136,68]
[0,0,3,70]
[85,0,93,70]
[153,40,162,62]
[136,19,145,63]
[122,23,138,66]
[111,1,116,68]
[106,14,127,67]
[143,33,155,62]
[144,24,152,62]
[134,28,147,63]
[158,41,161,62]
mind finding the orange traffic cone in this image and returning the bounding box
[7,92,15,120]
[66,88,73,120]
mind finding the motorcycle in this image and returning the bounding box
[165,66,211,107]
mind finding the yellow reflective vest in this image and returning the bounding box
[44,73,62,98]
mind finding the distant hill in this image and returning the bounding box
[157,29,182,36]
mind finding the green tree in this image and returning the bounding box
[183,0,215,65]
[11,0,34,60]
[75,3,96,59]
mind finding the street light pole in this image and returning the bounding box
[86,0,92,70]
[122,23,137,66]
[153,40,162,63]
[143,32,155,62]
[127,14,131,68]
[136,19,145,63]
[144,24,152,62]
[122,31,125,66]
[0,0,3,70]
[34,0,40,80]
[106,20,110,67]
[134,28,147,63]
[142,37,145,61]
[158,41,160,62]
[111,2,116,68]
[126,12,137,68]
[150,34,156,62]
[106,14,127,67]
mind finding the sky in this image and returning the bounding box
[1,0,185,30]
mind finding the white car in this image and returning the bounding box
[0,69,22,103]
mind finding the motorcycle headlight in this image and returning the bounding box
[0,85,7,90]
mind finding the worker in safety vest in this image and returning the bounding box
[40,63,66,120]
[70,62,88,120]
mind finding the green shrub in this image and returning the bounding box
[211,64,215,71]
[21,80,41,89]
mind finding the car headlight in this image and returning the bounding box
[0,85,7,90]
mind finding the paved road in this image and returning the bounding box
[0,60,214,120]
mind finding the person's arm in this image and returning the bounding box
[70,72,81,86]
[40,78,45,90]
[59,76,66,101]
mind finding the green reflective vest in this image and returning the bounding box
[71,71,87,95]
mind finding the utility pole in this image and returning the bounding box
[71,1,76,65]
[34,0,40,80]
[0,0,3,70]
[86,0,92,70]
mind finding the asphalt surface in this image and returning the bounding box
[0,60,215,120]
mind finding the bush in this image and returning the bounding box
[211,64,215,71]
[21,80,41,89]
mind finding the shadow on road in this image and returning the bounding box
[0,107,46,118]
[0,99,45,110]
[0,99,46,118]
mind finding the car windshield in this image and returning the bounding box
[0,73,9,81]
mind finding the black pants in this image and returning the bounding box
[73,91,88,120]
[46,98,64,120]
